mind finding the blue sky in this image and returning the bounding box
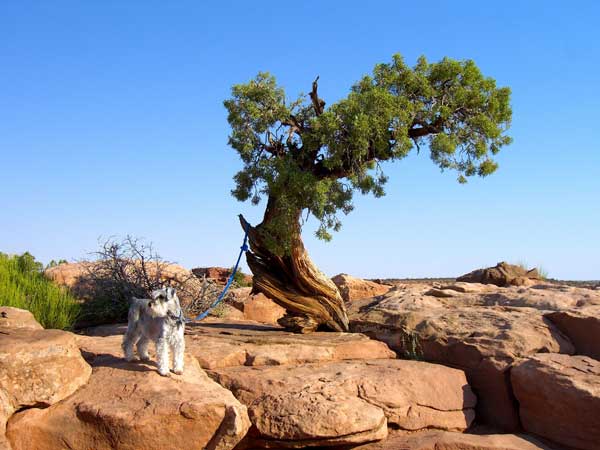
[1,1,598,280]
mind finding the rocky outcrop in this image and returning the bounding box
[226,288,285,325]
[349,283,576,430]
[213,359,476,448]
[192,267,252,285]
[512,353,600,450]
[7,334,250,450]
[351,429,557,450]
[83,320,396,370]
[0,307,43,331]
[331,273,391,302]
[457,261,541,287]
[185,320,396,369]
[546,306,600,360]
[0,316,92,450]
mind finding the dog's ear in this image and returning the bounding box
[169,287,175,298]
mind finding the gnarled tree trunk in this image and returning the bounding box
[239,198,349,333]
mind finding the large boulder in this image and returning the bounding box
[349,283,575,430]
[511,353,600,450]
[545,306,600,360]
[331,273,391,302]
[226,288,285,325]
[212,359,476,448]
[457,261,541,287]
[0,322,92,450]
[0,306,43,331]
[351,430,557,450]
[7,334,250,450]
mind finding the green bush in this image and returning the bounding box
[0,252,80,329]
[230,266,251,287]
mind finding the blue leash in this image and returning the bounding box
[193,223,250,321]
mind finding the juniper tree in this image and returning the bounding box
[225,54,512,332]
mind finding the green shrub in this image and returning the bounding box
[230,266,251,287]
[0,252,80,329]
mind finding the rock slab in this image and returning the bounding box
[457,261,541,287]
[0,307,43,331]
[212,359,476,448]
[331,273,390,302]
[349,283,575,430]
[7,335,250,450]
[349,429,557,450]
[546,306,600,360]
[0,317,91,450]
[511,353,600,450]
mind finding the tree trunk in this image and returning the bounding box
[238,198,349,333]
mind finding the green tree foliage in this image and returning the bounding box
[225,54,512,252]
[0,252,80,329]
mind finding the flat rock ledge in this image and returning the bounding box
[212,359,476,448]
[512,353,600,450]
[349,282,578,430]
[6,334,250,450]
[186,320,397,369]
[84,320,397,369]
[0,306,43,331]
[348,429,557,450]
[0,323,92,450]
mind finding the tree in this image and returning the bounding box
[225,54,512,332]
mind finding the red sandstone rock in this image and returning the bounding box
[213,359,476,448]
[7,334,250,450]
[546,306,600,360]
[331,273,391,302]
[0,322,91,450]
[0,306,43,331]
[349,283,576,430]
[350,429,557,450]
[511,353,600,450]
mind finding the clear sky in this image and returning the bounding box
[1,1,598,280]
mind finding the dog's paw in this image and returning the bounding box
[158,369,170,377]
[172,368,183,375]
[124,356,136,362]
[139,355,151,362]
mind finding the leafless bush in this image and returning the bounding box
[74,236,217,327]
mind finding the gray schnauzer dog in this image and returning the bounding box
[122,287,185,376]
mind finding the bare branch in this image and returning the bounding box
[309,76,326,116]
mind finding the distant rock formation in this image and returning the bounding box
[457,261,541,286]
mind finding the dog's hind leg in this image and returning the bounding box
[122,326,141,362]
[137,336,151,361]
[122,302,142,362]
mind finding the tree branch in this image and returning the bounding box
[309,76,326,116]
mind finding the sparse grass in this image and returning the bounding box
[537,265,549,280]
[0,252,80,329]
[209,302,229,318]
[514,260,549,280]
[400,331,422,360]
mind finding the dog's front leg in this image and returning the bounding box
[156,334,170,376]
[172,327,185,375]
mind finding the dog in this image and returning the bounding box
[122,287,185,376]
